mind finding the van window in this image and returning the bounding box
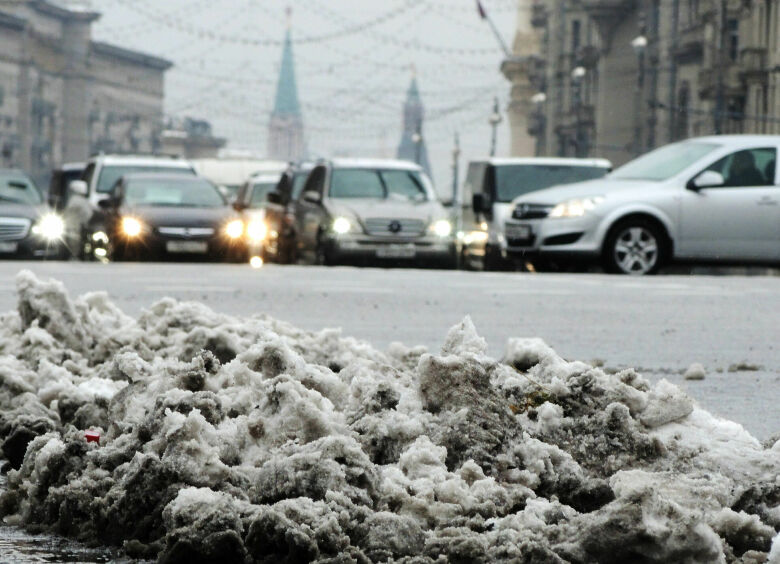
[493,164,609,202]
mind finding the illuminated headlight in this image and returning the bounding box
[121,217,143,238]
[332,217,353,235]
[225,219,244,239]
[549,196,605,219]
[247,220,268,241]
[463,230,489,245]
[31,213,64,240]
[428,219,453,238]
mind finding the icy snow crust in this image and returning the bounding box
[0,272,778,563]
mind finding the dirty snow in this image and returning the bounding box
[0,271,778,563]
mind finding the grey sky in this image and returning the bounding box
[91,0,520,191]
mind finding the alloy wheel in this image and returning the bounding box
[612,226,659,275]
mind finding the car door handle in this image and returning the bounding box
[756,197,778,206]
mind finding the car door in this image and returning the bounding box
[294,165,328,258]
[678,147,778,261]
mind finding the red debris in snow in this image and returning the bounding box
[85,430,100,444]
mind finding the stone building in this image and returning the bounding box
[522,0,779,166]
[0,0,172,184]
[161,117,226,160]
[267,17,306,163]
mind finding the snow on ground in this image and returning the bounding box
[0,271,778,563]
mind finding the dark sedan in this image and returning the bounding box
[96,173,248,261]
[0,169,66,259]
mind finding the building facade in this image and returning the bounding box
[161,117,226,160]
[268,19,306,163]
[522,0,779,165]
[0,0,171,185]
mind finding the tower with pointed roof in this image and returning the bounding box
[268,8,305,162]
[397,70,432,178]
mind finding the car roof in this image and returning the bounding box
[327,158,424,171]
[121,172,209,182]
[681,134,780,147]
[60,162,85,171]
[88,154,193,168]
[248,173,283,183]
[471,157,613,168]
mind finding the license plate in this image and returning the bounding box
[166,241,208,254]
[376,244,416,259]
[0,242,18,253]
[506,224,532,240]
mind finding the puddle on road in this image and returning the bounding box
[0,469,124,564]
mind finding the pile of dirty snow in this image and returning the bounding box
[0,271,778,563]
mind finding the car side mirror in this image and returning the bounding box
[267,191,282,205]
[472,193,491,214]
[68,180,88,197]
[302,190,322,205]
[97,197,116,210]
[688,170,724,191]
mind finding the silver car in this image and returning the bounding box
[292,159,457,267]
[505,135,779,274]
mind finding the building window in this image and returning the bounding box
[572,20,581,53]
[728,19,739,62]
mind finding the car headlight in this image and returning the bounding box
[247,219,268,241]
[121,217,143,238]
[549,196,605,218]
[31,213,64,240]
[428,219,453,238]
[225,219,244,239]
[332,216,353,235]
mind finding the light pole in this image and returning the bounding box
[531,92,547,156]
[451,132,461,206]
[412,119,422,164]
[489,97,502,157]
[571,66,586,157]
[631,34,648,156]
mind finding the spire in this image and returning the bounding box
[272,9,301,118]
[397,70,432,179]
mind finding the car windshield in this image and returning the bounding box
[124,177,225,207]
[249,182,278,207]
[610,142,720,181]
[291,172,310,201]
[97,165,194,193]
[0,171,42,205]
[494,164,609,202]
[330,169,429,201]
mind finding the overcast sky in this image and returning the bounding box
[90,0,521,192]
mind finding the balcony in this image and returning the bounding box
[698,66,744,99]
[674,25,704,63]
[531,2,548,28]
[740,48,769,83]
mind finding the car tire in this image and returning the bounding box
[483,244,512,271]
[315,240,335,267]
[603,218,667,275]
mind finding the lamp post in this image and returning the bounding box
[451,132,461,207]
[571,66,586,157]
[631,34,648,156]
[531,92,547,156]
[412,119,422,164]
[489,97,502,157]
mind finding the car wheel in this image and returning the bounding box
[603,219,666,275]
[315,240,334,266]
[483,244,512,271]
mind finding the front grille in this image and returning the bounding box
[364,218,426,236]
[157,227,215,239]
[0,218,31,241]
[512,203,553,220]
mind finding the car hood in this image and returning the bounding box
[512,178,655,205]
[121,205,237,227]
[327,199,446,223]
[0,202,50,221]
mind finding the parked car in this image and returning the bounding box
[465,157,612,270]
[48,162,85,211]
[505,135,780,274]
[292,159,457,267]
[93,173,247,262]
[63,154,196,259]
[261,162,314,264]
[233,171,284,261]
[0,169,66,259]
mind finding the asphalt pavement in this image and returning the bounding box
[0,261,778,440]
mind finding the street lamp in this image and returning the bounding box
[631,34,647,156]
[571,66,587,157]
[489,97,502,157]
[530,92,547,156]
[412,119,423,164]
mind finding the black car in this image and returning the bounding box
[259,163,314,264]
[96,173,248,261]
[0,169,66,259]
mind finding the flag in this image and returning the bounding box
[476,0,487,19]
